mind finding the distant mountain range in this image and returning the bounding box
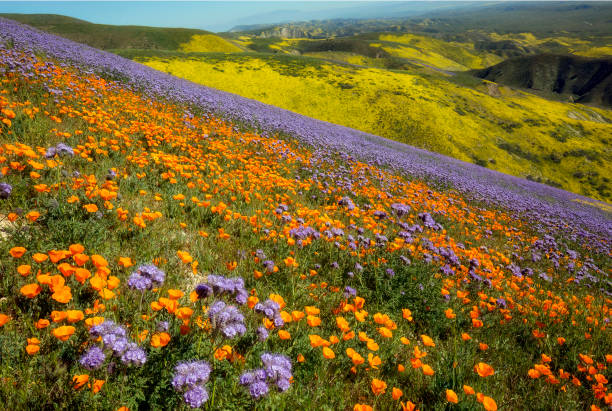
[230,2,612,36]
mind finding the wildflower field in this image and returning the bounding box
[132,51,612,202]
[0,17,610,411]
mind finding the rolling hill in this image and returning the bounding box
[0,14,611,411]
[473,54,612,107]
[0,13,242,52]
[3,13,611,203]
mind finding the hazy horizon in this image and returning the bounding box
[0,1,482,32]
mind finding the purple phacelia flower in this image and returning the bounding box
[208,300,246,339]
[127,273,152,291]
[79,346,106,370]
[0,182,12,199]
[183,386,208,408]
[256,326,269,341]
[120,343,146,366]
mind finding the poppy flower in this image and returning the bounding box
[118,257,133,268]
[25,211,40,222]
[322,346,335,359]
[368,353,381,369]
[421,334,435,347]
[307,315,321,327]
[91,379,105,394]
[17,265,31,276]
[401,401,416,411]
[66,310,84,323]
[91,255,108,268]
[52,286,72,303]
[463,385,475,395]
[99,288,115,300]
[52,325,76,341]
[168,289,184,300]
[278,330,291,340]
[177,251,192,264]
[175,307,193,321]
[421,364,435,376]
[9,247,26,258]
[32,253,48,263]
[83,204,98,213]
[0,314,11,327]
[26,344,40,355]
[20,283,41,298]
[73,254,89,266]
[446,389,458,403]
[392,387,403,400]
[474,362,495,377]
[482,396,497,411]
[371,378,387,396]
[35,319,50,329]
[72,374,89,389]
[150,332,171,348]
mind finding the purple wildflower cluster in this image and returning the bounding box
[172,360,212,408]
[0,182,11,199]
[253,299,284,327]
[239,353,292,399]
[80,319,146,369]
[45,142,74,158]
[208,300,246,339]
[127,264,165,291]
[195,274,248,305]
[391,203,411,216]
[289,225,320,242]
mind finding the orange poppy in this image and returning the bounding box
[9,247,26,258]
[371,378,387,396]
[20,283,42,298]
[446,389,458,403]
[474,362,495,377]
[150,332,171,348]
[52,325,76,341]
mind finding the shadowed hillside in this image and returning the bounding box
[473,54,612,107]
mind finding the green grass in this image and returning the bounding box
[0,13,237,51]
[0,35,610,411]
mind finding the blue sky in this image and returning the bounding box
[0,1,470,32]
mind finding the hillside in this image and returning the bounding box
[3,14,611,202]
[0,15,611,411]
[473,54,612,107]
[0,13,241,52]
[128,51,612,201]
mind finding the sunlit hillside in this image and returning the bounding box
[0,13,611,411]
[133,52,612,201]
[0,13,240,52]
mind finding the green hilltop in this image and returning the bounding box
[0,13,241,52]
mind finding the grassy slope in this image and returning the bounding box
[1,38,611,411]
[0,14,241,52]
[129,51,612,201]
[3,14,611,201]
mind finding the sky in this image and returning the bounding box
[0,1,472,32]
